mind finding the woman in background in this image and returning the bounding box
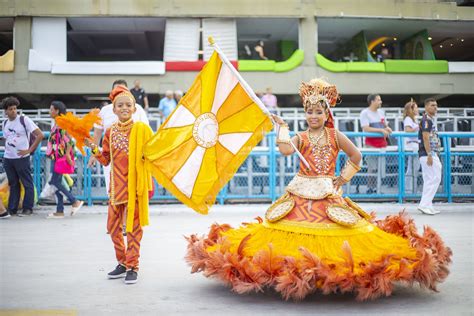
[403,99,420,193]
[46,101,83,218]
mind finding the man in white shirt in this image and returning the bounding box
[1,97,44,218]
[88,80,149,195]
[359,94,392,194]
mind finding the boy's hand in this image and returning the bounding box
[84,138,94,148]
[87,156,97,168]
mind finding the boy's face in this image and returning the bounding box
[113,96,136,121]
[5,105,18,120]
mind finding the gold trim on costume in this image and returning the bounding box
[263,218,373,236]
[343,197,372,221]
[276,124,291,144]
[326,204,361,227]
[108,121,133,206]
[286,174,341,200]
[307,127,329,148]
[340,159,361,183]
[333,128,340,151]
[110,126,116,205]
[265,193,295,222]
[116,118,134,131]
[296,133,302,151]
[113,92,136,104]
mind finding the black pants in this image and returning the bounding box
[3,157,35,213]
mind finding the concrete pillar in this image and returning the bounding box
[12,16,31,81]
[299,16,317,68]
[298,13,318,79]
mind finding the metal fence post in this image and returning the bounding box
[444,135,452,203]
[269,132,277,202]
[85,148,92,206]
[32,148,39,193]
[397,135,405,203]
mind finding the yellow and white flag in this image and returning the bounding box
[144,41,273,214]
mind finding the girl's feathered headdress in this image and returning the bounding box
[299,78,340,128]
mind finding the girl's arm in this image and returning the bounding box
[272,114,297,156]
[278,135,298,156]
[334,130,362,189]
[404,126,418,132]
[337,130,362,165]
[66,142,74,166]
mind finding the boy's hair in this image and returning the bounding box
[112,79,128,88]
[2,96,20,110]
[424,98,437,106]
[367,94,379,105]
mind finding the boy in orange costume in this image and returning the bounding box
[86,85,153,284]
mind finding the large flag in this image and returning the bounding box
[144,41,273,214]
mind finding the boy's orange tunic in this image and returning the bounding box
[95,119,145,270]
[98,120,131,206]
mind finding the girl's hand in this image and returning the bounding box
[66,156,73,166]
[271,114,286,126]
[333,176,346,192]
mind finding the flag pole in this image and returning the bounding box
[208,36,271,119]
[208,36,311,170]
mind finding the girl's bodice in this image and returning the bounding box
[297,127,339,177]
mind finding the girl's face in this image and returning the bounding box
[305,103,327,130]
[113,96,136,122]
[413,104,419,116]
[49,105,59,118]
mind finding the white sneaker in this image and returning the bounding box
[47,212,65,219]
[0,212,11,219]
[417,207,435,215]
[71,201,84,216]
[431,208,441,214]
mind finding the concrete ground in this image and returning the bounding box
[0,202,473,315]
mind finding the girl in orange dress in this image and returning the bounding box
[185,78,451,300]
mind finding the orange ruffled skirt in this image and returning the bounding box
[185,212,452,301]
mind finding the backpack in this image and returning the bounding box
[3,115,38,149]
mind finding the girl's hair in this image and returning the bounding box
[51,101,67,115]
[402,99,417,121]
[305,101,329,117]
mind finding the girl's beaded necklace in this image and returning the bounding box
[308,127,331,174]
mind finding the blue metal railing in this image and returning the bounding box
[1,131,473,205]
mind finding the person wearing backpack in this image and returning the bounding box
[45,101,84,218]
[1,96,44,218]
